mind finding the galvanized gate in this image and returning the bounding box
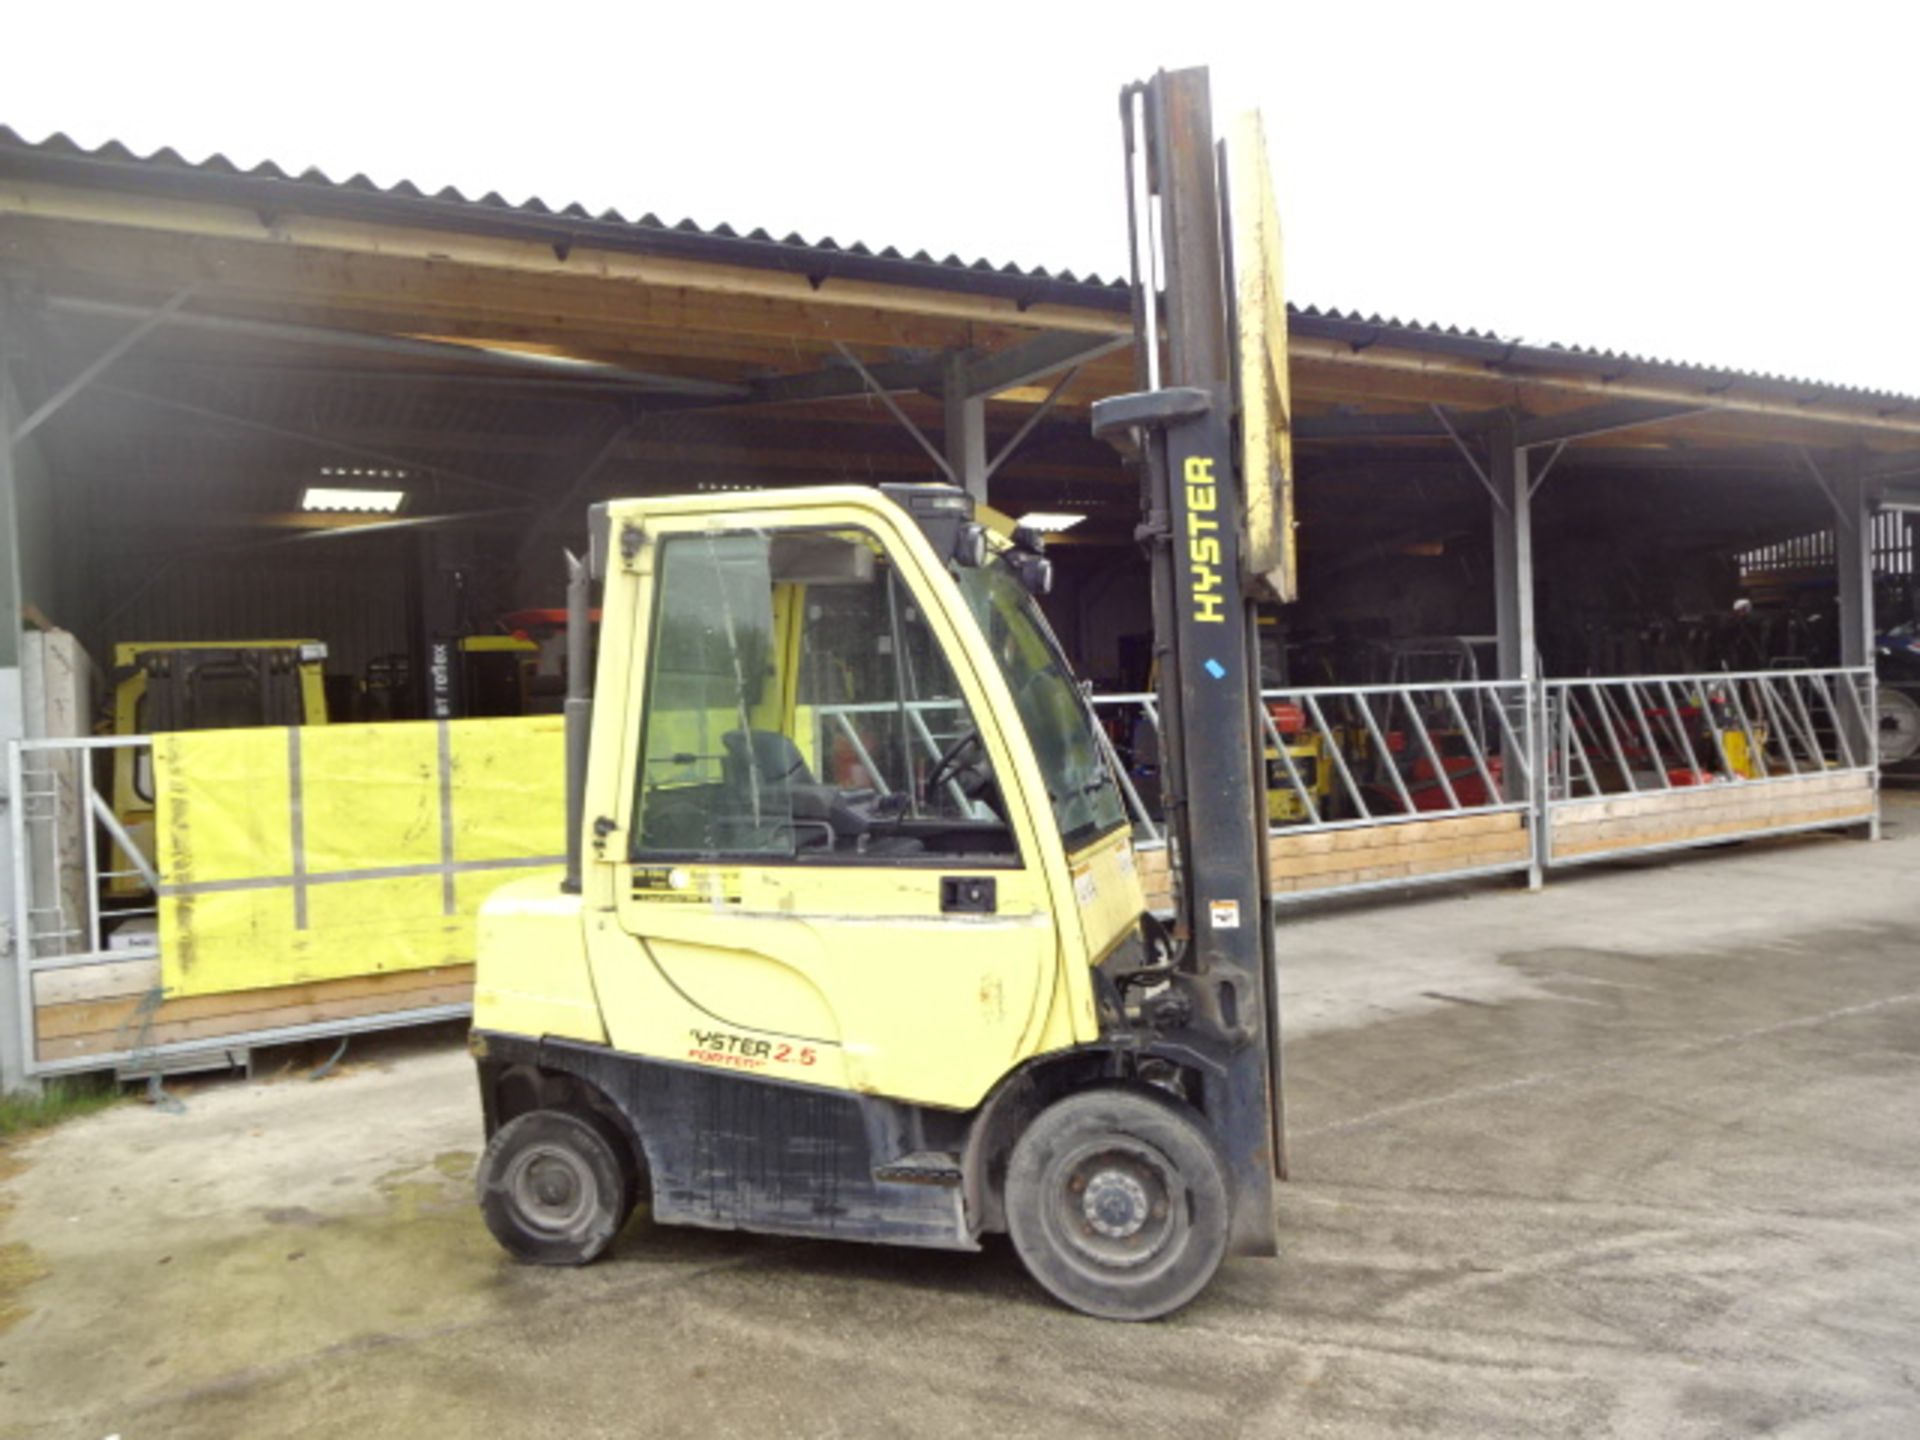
[1095,679,1540,909]
[1541,667,1878,866]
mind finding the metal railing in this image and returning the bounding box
[7,733,482,1081]
[8,736,159,973]
[9,736,163,1079]
[1092,680,1539,901]
[1542,667,1877,799]
[4,671,1881,1077]
[812,697,990,818]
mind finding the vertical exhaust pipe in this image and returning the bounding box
[561,548,591,895]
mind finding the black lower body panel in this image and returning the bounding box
[478,1032,977,1252]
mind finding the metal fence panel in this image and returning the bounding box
[1093,680,1539,907]
[1541,667,1878,866]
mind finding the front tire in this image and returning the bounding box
[1005,1088,1230,1321]
[477,1108,634,1265]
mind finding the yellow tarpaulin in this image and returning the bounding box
[157,716,565,998]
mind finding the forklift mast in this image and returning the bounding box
[1094,69,1288,1200]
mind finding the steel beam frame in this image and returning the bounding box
[39,294,748,400]
[1859,451,1920,484]
[0,297,30,1093]
[1486,410,1543,886]
[960,331,1128,396]
[13,288,196,445]
[831,341,954,482]
[1514,399,1708,449]
[942,352,987,499]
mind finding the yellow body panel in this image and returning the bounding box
[477,487,1142,1115]
[471,878,606,1044]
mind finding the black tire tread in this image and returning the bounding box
[476,1107,634,1266]
[1005,1087,1230,1321]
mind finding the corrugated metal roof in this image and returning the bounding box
[2,124,1915,408]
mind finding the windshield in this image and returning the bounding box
[956,554,1128,850]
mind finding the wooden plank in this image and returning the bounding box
[1552,781,1873,836]
[1561,791,1876,846]
[1276,844,1531,893]
[1552,802,1873,859]
[36,980,473,1063]
[0,201,1124,355]
[1551,774,1867,827]
[1135,813,1528,900]
[1268,809,1521,861]
[31,957,162,1007]
[1276,828,1530,880]
[35,965,474,1042]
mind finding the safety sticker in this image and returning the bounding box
[1209,898,1241,929]
[632,866,742,905]
[1073,867,1099,905]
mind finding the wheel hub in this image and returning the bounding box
[510,1145,593,1233]
[530,1158,578,1209]
[1081,1167,1152,1239]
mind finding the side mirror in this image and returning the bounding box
[1008,551,1053,597]
[954,522,989,568]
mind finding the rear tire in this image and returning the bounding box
[1005,1088,1230,1321]
[477,1108,634,1265]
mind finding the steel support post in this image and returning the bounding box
[942,352,988,502]
[1489,411,1543,887]
[0,301,34,1093]
[1833,462,1881,839]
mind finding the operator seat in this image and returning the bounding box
[722,730,922,856]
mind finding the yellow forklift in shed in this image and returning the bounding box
[467,68,1292,1319]
[107,639,329,893]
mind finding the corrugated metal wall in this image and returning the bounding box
[85,543,411,684]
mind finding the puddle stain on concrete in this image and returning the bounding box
[4,1139,511,1427]
[0,1239,50,1337]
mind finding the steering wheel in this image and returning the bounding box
[924,728,984,802]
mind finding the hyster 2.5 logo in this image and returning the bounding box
[1185,455,1225,624]
[687,1029,817,1071]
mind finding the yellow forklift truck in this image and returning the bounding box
[108,639,329,892]
[468,68,1288,1319]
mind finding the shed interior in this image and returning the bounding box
[3,129,1918,723]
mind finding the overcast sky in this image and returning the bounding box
[10,1,1915,395]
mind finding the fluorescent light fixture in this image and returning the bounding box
[1015,512,1087,534]
[301,486,407,513]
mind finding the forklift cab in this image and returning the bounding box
[472,482,1273,1319]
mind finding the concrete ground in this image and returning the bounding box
[5,793,1919,1440]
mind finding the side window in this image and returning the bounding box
[632,528,1014,863]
